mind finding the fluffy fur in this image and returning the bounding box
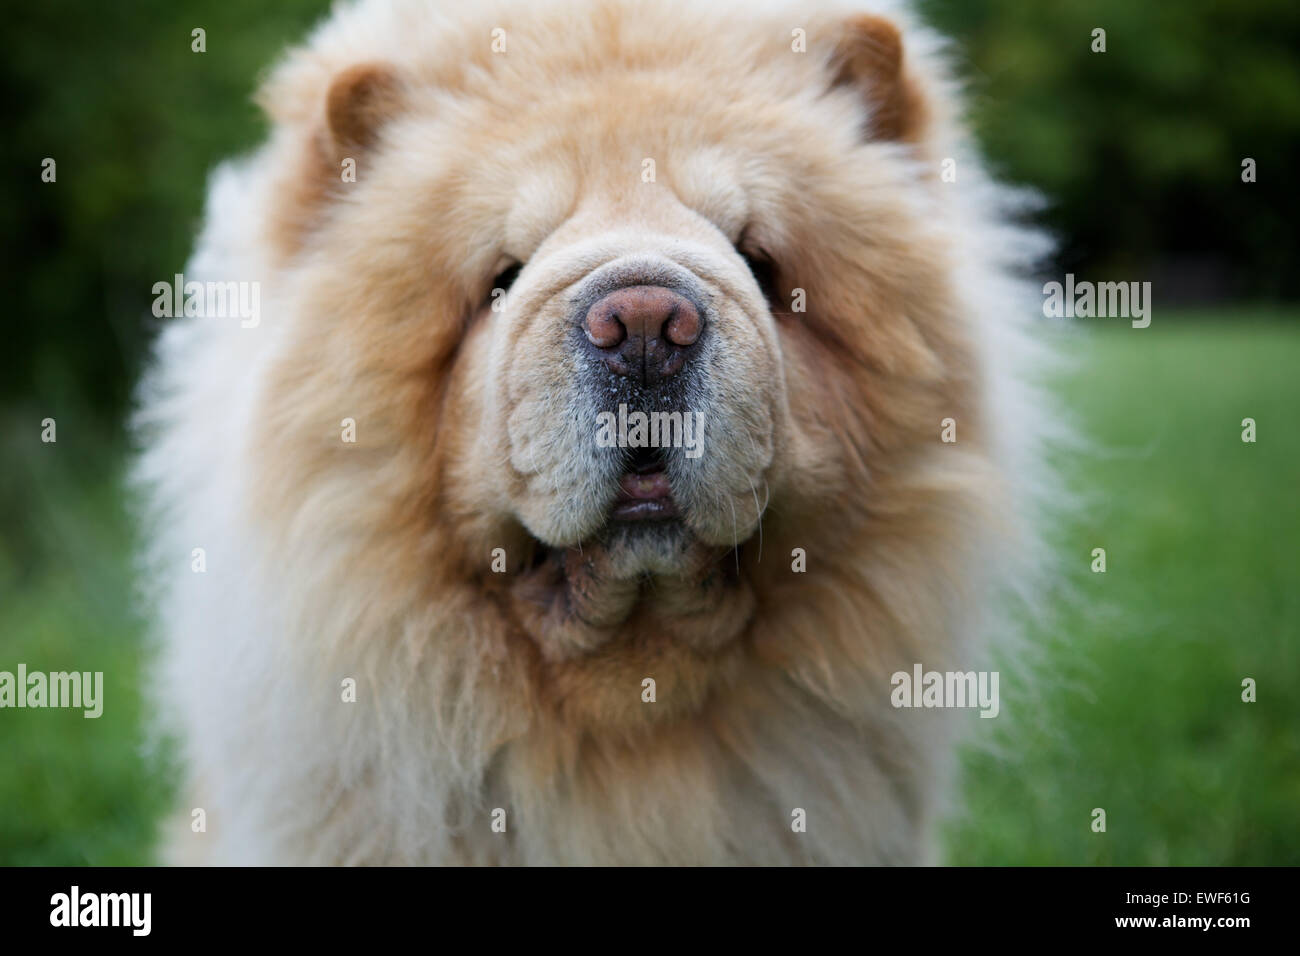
[135,0,1054,865]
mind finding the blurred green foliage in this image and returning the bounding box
[921,0,1300,297]
[2,0,329,429]
[3,0,1298,427]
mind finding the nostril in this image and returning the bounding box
[584,309,625,348]
[663,303,700,346]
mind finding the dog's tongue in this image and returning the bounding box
[618,470,671,500]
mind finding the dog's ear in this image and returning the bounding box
[324,63,404,156]
[830,15,927,142]
[257,54,405,157]
[256,60,406,256]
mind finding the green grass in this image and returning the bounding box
[946,313,1300,864]
[1,315,1297,864]
[0,418,172,865]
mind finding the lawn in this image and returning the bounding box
[946,313,1300,864]
[0,420,171,865]
[2,315,1297,865]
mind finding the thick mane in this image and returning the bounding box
[133,0,1057,865]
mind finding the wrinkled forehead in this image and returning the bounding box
[500,157,750,266]
[436,53,818,182]
[369,24,901,280]
[448,90,769,261]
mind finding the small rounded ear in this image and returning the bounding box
[830,15,925,142]
[325,62,403,154]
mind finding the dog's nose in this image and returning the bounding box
[583,286,701,384]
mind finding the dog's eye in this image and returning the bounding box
[738,248,779,304]
[492,262,523,294]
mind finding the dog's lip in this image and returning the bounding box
[612,469,678,520]
[619,470,671,498]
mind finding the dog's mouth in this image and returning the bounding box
[611,446,678,521]
[508,445,757,660]
[613,470,676,520]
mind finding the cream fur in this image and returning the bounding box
[134,0,1055,865]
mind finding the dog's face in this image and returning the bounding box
[254,5,972,725]
[483,175,782,568]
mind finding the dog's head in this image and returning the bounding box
[251,1,986,727]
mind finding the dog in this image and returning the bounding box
[134,0,1052,864]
